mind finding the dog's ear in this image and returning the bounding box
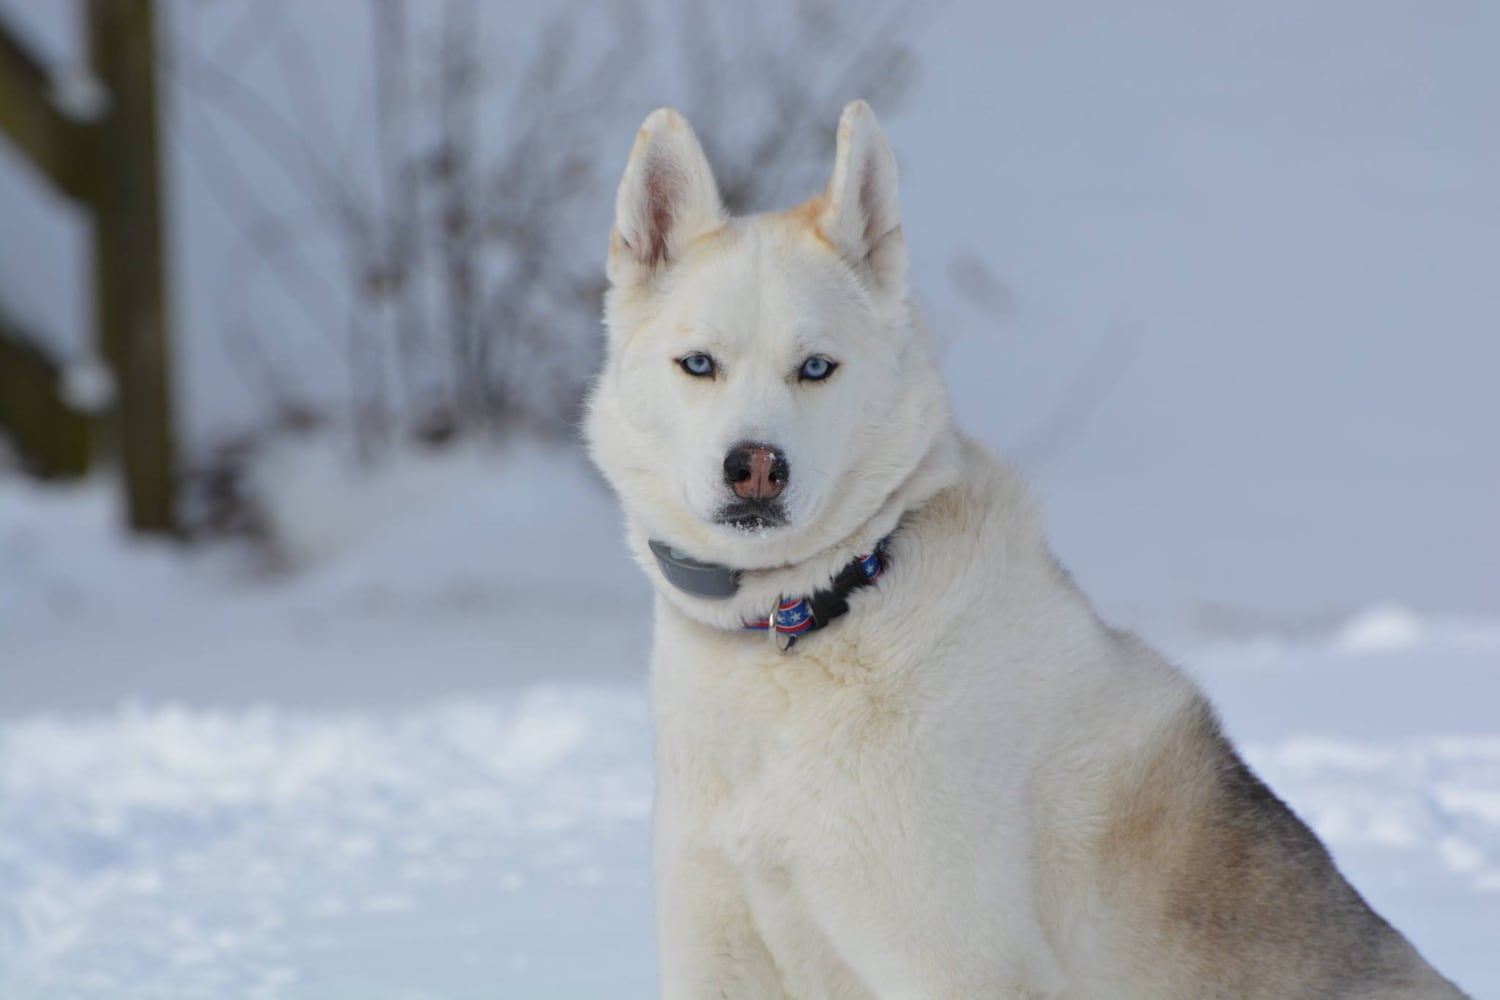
[820,100,906,294]
[609,108,724,289]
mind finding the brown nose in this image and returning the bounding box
[724,444,789,500]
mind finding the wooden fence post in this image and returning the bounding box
[86,0,178,534]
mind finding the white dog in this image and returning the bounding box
[584,101,1467,999]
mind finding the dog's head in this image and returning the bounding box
[586,101,950,573]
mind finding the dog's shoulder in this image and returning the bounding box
[891,436,1044,582]
[882,435,1102,652]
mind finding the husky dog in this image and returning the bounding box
[584,101,1467,999]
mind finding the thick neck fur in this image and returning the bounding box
[628,422,964,633]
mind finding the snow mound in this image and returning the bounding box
[1336,604,1427,654]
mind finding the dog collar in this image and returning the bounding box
[647,537,890,652]
[647,539,743,598]
[741,542,887,651]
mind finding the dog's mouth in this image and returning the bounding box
[714,499,789,532]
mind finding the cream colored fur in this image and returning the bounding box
[585,102,1466,999]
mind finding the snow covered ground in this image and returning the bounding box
[1,448,1496,998]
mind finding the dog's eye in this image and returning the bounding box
[678,353,716,378]
[798,356,838,382]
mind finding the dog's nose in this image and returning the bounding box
[724,444,789,500]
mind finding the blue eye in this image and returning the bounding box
[798,356,838,381]
[678,353,716,378]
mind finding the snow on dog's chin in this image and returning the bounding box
[696,494,797,543]
[706,479,828,542]
[652,483,832,567]
[713,500,790,534]
[679,474,808,539]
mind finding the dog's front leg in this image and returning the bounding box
[655,841,785,1000]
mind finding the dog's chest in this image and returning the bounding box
[660,632,922,870]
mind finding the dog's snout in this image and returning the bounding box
[724,444,789,500]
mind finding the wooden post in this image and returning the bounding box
[0,317,92,479]
[0,13,94,201]
[86,0,177,534]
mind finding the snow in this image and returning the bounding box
[47,68,109,123]
[0,447,658,998]
[0,690,656,1000]
[0,444,648,715]
[58,356,116,415]
[1335,604,1428,654]
[1,447,1496,998]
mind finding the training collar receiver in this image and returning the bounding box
[647,539,742,599]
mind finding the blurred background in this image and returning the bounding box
[0,1,1495,997]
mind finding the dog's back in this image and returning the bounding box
[1068,694,1463,999]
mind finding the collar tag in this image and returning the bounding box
[647,539,741,600]
[741,539,889,651]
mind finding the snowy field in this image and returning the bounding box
[1,448,1496,999]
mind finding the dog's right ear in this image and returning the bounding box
[609,109,724,290]
[820,100,905,295]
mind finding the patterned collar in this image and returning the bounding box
[741,540,889,651]
[648,536,892,652]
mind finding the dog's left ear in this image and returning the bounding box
[609,108,724,290]
[821,100,906,295]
